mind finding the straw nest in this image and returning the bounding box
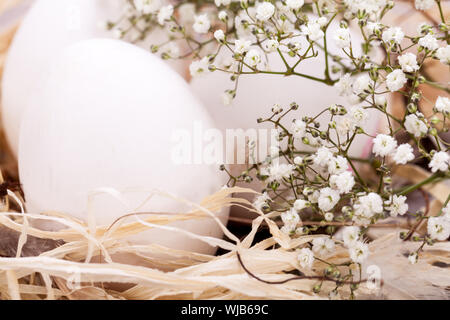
[0,1,449,300]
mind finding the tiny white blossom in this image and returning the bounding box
[291,119,307,139]
[386,69,407,92]
[302,22,324,41]
[427,216,450,241]
[342,226,360,247]
[334,27,351,48]
[328,156,349,175]
[264,39,279,52]
[386,195,408,217]
[382,27,404,45]
[157,5,173,25]
[330,171,355,194]
[294,199,308,211]
[318,187,341,212]
[404,114,428,137]
[436,45,450,65]
[281,208,300,226]
[134,0,161,14]
[214,29,225,42]
[352,74,371,95]
[435,96,450,115]
[324,212,334,222]
[334,73,353,96]
[349,241,369,264]
[354,193,383,225]
[244,49,262,67]
[253,192,271,211]
[415,0,434,10]
[313,147,334,167]
[256,2,275,21]
[266,163,295,182]
[418,34,439,51]
[294,156,303,165]
[193,14,210,34]
[366,22,382,35]
[398,53,419,73]
[393,143,415,165]
[348,106,368,127]
[312,237,335,256]
[297,248,314,269]
[234,39,252,54]
[286,0,304,10]
[429,151,450,173]
[218,10,228,21]
[189,57,210,77]
[373,134,397,157]
[408,252,418,264]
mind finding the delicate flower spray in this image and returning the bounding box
[107,0,450,299]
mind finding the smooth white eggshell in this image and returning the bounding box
[19,38,227,255]
[2,0,187,157]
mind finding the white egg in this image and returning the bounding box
[2,0,187,157]
[19,38,228,255]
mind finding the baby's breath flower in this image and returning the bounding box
[352,74,371,95]
[253,192,271,211]
[435,96,450,115]
[349,241,369,264]
[427,216,450,241]
[266,162,295,182]
[366,22,382,35]
[334,73,353,96]
[408,252,418,264]
[294,156,303,165]
[436,45,450,65]
[214,29,225,43]
[382,27,404,45]
[218,10,228,21]
[281,207,300,226]
[324,212,334,222]
[404,113,428,137]
[353,193,383,225]
[302,22,324,41]
[342,226,360,247]
[193,14,211,34]
[256,2,275,21]
[429,151,450,173]
[386,69,407,92]
[313,147,334,167]
[398,53,419,73]
[286,0,305,10]
[291,119,307,139]
[264,39,279,52]
[418,34,439,51]
[328,156,349,175]
[189,57,210,77]
[318,187,341,212]
[312,237,335,256]
[373,134,397,157]
[392,143,414,165]
[294,198,308,211]
[334,27,351,49]
[157,5,173,25]
[330,171,355,194]
[244,49,262,67]
[134,0,161,14]
[234,39,252,54]
[297,248,314,269]
[385,194,408,217]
